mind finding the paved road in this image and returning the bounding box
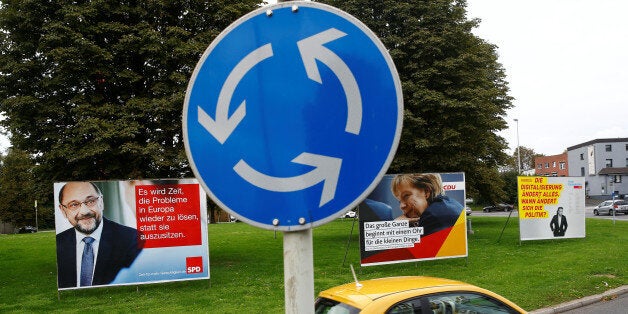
[584,210,628,221]
[561,292,628,314]
[531,286,628,314]
[470,208,628,221]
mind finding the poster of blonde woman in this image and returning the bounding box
[359,173,467,266]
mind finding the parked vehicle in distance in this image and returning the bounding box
[482,203,514,212]
[593,200,628,215]
[18,226,37,233]
[465,206,472,215]
[315,276,526,313]
[344,211,356,218]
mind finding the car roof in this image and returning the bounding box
[601,200,625,204]
[317,276,525,312]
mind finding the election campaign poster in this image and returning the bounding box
[359,173,467,266]
[54,179,209,290]
[518,176,586,241]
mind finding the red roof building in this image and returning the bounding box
[534,152,568,177]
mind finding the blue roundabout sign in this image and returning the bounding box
[183,2,403,231]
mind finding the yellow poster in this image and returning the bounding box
[517,176,585,240]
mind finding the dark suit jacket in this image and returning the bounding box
[550,214,568,237]
[419,195,464,237]
[56,218,143,289]
[360,198,394,221]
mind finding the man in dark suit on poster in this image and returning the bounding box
[56,181,143,289]
[550,207,568,237]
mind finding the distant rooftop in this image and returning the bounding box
[567,138,628,151]
[599,167,628,175]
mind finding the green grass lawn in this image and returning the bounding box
[0,216,625,313]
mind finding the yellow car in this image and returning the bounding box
[315,276,527,313]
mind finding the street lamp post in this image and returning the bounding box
[514,119,521,174]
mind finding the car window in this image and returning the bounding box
[423,292,520,314]
[314,297,360,314]
[387,297,424,314]
[388,302,417,314]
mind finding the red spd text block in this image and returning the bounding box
[136,184,202,248]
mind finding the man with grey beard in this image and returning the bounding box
[56,181,143,289]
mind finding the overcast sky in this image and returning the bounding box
[2,1,626,156]
[466,0,628,155]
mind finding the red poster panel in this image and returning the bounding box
[136,184,202,248]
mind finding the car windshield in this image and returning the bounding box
[315,297,360,314]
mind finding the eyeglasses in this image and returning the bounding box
[61,196,102,211]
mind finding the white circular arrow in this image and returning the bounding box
[233,153,342,207]
[197,29,365,206]
[297,28,362,135]
[197,43,274,144]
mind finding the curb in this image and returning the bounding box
[529,285,628,314]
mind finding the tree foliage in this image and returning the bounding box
[499,170,519,205]
[0,0,261,184]
[1,0,514,208]
[0,1,264,224]
[505,146,543,173]
[0,149,36,226]
[321,0,513,203]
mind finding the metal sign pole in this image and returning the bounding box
[183,2,402,313]
[283,229,314,313]
[34,200,38,231]
[612,191,616,225]
[277,2,313,312]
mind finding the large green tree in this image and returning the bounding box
[321,0,513,203]
[2,0,513,205]
[0,0,261,185]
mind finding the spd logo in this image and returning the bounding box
[186,256,203,274]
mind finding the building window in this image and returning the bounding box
[580,153,584,160]
[625,143,628,151]
[551,172,557,177]
[537,164,542,169]
[605,159,613,168]
[559,162,566,170]
[605,144,612,152]
[626,158,628,167]
[580,167,585,176]
[552,161,556,167]
[545,162,549,168]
